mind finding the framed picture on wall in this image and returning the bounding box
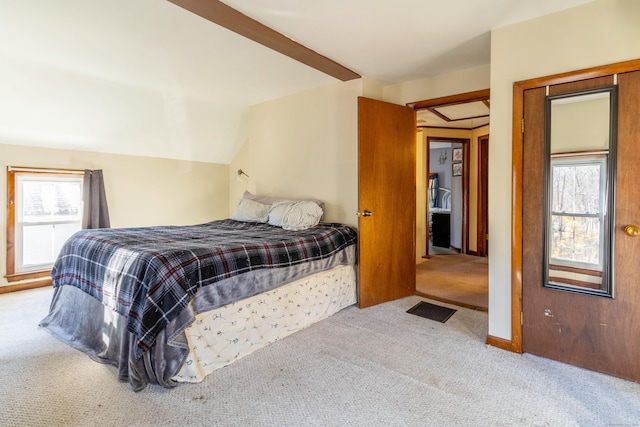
[452,147,463,162]
[452,162,462,177]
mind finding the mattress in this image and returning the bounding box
[174,264,357,383]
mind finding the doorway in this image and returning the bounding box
[410,90,490,311]
[426,137,469,256]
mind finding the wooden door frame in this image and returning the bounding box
[477,135,489,257]
[508,58,640,354]
[425,136,471,254]
[409,88,490,259]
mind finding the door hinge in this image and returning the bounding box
[521,312,524,325]
[521,118,525,133]
[485,233,489,241]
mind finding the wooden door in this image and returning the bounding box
[357,97,416,308]
[477,135,489,257]
[522,71,640,382]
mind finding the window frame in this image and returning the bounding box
[5,167,84,285]
[547,155,607,271]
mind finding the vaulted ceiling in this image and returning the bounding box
[215,0,594,83]
[0,0,595,162]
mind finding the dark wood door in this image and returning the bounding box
[522,71,640,382]
[357,97,416,308]
[477,135,489,257]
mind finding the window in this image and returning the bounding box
[6,167,83,282]
[547,155,607,290]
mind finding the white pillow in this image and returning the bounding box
[241,191,325,212]
[232,198,270,223]
[268,200,323,231]
[266,200,292,228]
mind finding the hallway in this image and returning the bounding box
[416,254,488,311]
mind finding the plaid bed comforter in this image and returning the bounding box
[51,219,357,358]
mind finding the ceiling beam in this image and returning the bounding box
[167,0,361,82]
[408,89,491,110]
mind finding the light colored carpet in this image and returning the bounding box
[428,245,460,256]
[416,254,488,311]
[1,287,640,426]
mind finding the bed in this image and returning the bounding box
[40,194,358,391]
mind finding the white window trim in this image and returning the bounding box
[5,167,84,282]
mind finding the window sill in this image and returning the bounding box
[0,277,52,294]
[4,270,51,283]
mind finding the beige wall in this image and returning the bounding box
[0,143,228,288]
[0,17,255,165]
[229,79,363,226]
[489,0,640,340]
[551,95,610,153]
[383,65,491,105]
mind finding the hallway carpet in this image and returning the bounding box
[416,254,488,311]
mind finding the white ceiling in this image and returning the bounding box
[0,0,595,162]
[417,100,490,129]
[221,0,594,83]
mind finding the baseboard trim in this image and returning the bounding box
[415,291,487,312]
[486,334,519,352]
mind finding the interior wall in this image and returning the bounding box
[0,0,289,166]
[489,0,640,340]
[382,64,491,105]
[429,146,453,193]
[230,79,363,226]
[0,51,239,164]
[551,96,610,153]
[228,138,254,213]
[0,143,229,288]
